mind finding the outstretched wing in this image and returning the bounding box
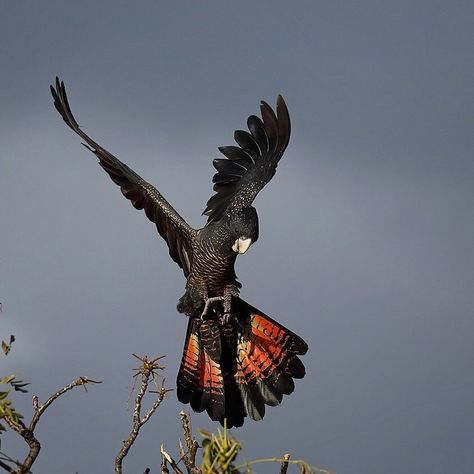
[51,77,195,276]
[203,96,291,223]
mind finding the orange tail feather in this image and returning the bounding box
[176,298,308,427]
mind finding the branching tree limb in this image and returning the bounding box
[3,351,327,474]
[2,376,101,474]
[160,412,201,474]
[29,376,100,432]
[114,355,170,474]
[3,416,39,474]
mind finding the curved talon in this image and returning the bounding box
[220,313,243,331]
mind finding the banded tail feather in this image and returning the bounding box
[177,298,308,428]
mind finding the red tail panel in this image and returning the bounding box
[176,298,308,427]
[177,319,225,422]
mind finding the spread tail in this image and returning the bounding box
[176,298,308,427]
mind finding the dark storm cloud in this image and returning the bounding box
[1,1,473,473]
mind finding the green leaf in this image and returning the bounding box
[13,381,30,393]
[0,375,15,385]
[0,391,10,401]
[1,335,15,356]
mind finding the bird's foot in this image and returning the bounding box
[200,296,224,319]
[221,313,232,324]
[220,312,243,331]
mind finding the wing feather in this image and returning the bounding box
[203,95,291,223]
[51,77,195,276]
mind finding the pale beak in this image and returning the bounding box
[232,237,252,254]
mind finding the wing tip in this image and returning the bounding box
[203,95,291,222]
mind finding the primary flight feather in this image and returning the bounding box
[51,78,307,427]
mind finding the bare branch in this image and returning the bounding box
[160,445,184,474]
[115,355,169,474]
[0,450,23,473]
[161,450,170,474]
[160,413,203,474]
[3,376,100,474]
[2,415,25,435]
[0,450,25,473]
[16,431,39,474]
[0,459,16,473]
[4,411,39,474]
[235,457,332,473]
[29,376,101,432]
[179,412,201,474]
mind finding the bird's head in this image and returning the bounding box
[230,207,259,255]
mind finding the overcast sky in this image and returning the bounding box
[1,1,473,473]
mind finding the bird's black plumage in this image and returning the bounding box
[204,98,290,223]
[51,78,307,427]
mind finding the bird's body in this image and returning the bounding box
[178,207,258,316]
[51,78,308,427]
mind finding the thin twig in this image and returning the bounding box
[161,446,170,474]
[29,376,102,431]
[0,458,16,473]
[3,376,100,474]
[4,409,39,474]
[115,355,169,474]
[161,445,185,474]
[235,457,332,474]
[0,451,25,473]
[2,415,25,435]
[179,411,201,474]
[279,453,291,474]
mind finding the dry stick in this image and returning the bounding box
[115,355,169,474]
[0,451,20,473]
[179,411,201,474]
[0,459,16,473]
[178,439,186,465]
[235,457,330,473]
[0,450,28,473]
[2,416,38,474]
[279,453,291,474]
[4,376,101,474]
[161,452,170,474]
[29,376,101,431]
[160,445,184,474]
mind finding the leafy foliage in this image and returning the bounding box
[197,421,326,474]
[1,335,15,356]
[200,423,242,474]
[0,335,28,433]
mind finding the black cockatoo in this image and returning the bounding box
[51,78,308,427]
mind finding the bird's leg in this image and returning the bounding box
[199,284,240,321]
[222,284,240,323]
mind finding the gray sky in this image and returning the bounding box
[1,1,473,473]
